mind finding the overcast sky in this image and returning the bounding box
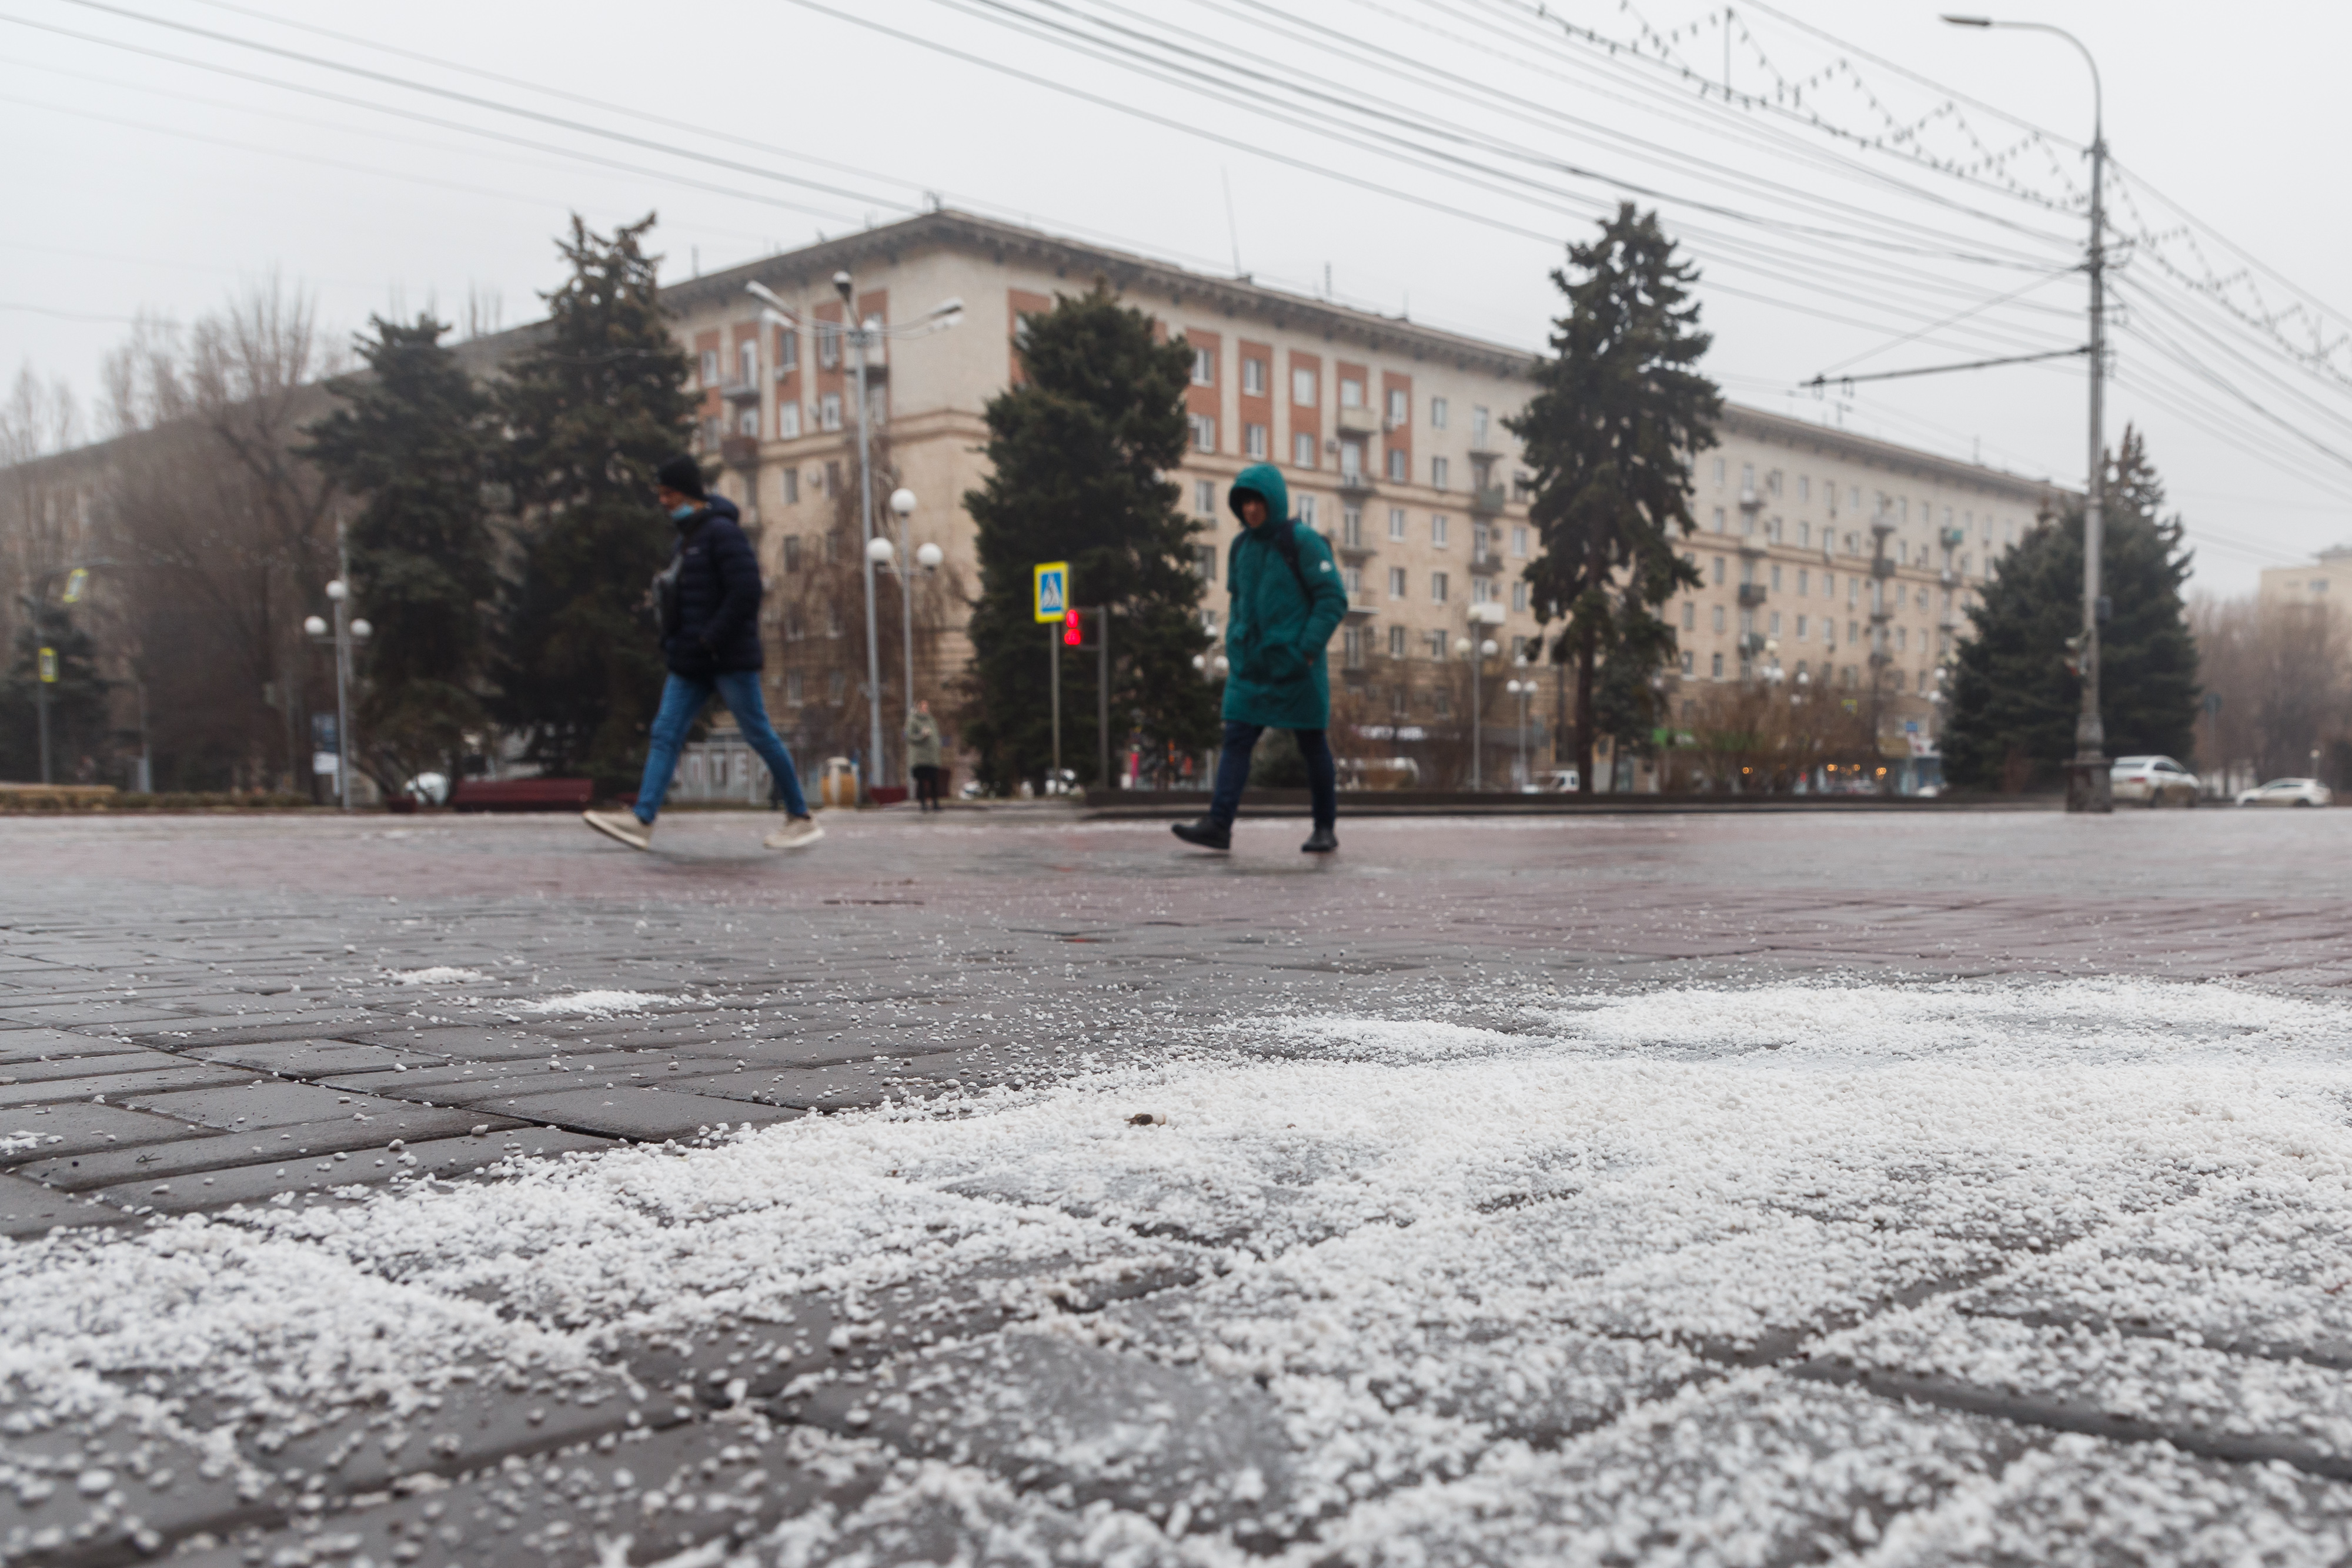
[6,0,2347,594]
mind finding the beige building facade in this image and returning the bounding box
[659,210,2066,783]
[2258,545,2352,608]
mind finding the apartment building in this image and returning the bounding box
[2258,544,2352,608]
[660,210,2064,778]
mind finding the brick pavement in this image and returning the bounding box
[5,805,2352,1564]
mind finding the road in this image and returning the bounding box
[4,804,2351,1566]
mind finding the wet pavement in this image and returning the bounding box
[5,803,2352,1566]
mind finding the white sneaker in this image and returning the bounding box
[583,808,653,851]
[763,814,824,851]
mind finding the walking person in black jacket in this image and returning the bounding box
[583,456,822,852]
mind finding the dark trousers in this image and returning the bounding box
[1208,721,1336,828]
[911,764,944,810]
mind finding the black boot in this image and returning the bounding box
[1301,824,1338,854]
[1172,817,1232,851]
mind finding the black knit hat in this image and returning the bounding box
[654,454,707,500]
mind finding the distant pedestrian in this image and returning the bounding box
[582,455,823,853]
[1172,462,1349,854]
[906,700,946,813]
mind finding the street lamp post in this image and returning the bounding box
[748,278,960,800]
[302,569,371,811]
[1945,14,2110,814]
[1506,656,1534,789]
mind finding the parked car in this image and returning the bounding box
[2235,777,2333,808]
[1529,768,1582,793]
[2110,755,2199,807]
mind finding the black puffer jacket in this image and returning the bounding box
[662,497,764,676]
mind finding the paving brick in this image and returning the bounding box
[18,1106,519,1191]
[0,1169,126,1238]
[0,1028,139,1063]
[91,1126,609,1215]
[481,1085,803,1141]
[0,1062,257,1109]
[178,1039,442,1078]
[0,1100,206,1166]
[0,1048,190,1085]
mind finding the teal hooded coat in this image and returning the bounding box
[1221,463,1350,730]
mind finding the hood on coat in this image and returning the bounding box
[1228,463,1293,529]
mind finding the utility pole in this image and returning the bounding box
[1943,15,2110,813]
[840,270,886,800]
[1096,608,1110,793]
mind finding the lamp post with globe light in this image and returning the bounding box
[868,486,946,786]
[746,277,961,795]
[1505,656,1535,790]
[302,572,370,811]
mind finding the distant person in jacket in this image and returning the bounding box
[1172,462,1349,854]
[582,454,822,852]
[906,700,947,813]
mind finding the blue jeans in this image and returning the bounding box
[634,670,808,823]
[1208,721,1335,829]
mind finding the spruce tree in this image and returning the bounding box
[0,614,108,782]
[959,286,1214,791]
[303,314,496,793]
[1509,204,1722,793]
[490,215,694,791]
[1944,425,2199,789]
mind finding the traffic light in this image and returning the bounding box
[1063,609,1083,647]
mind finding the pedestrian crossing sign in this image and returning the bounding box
[1033,561,1069,623]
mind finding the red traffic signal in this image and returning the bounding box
[1063,609,1084,647]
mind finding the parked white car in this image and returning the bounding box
[2235,777,2333,808]
[2109,755,2199,807]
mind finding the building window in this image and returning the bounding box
[780,467,799,505]
[1471,406,1490,447]
[1796,615,1809,641]
[1710,556,1725,585]
[1431,455,1450,490]
[1342,626,1365,667]
[1431,514,1449,547]
[1471,577,1492,606]
[699,349,719,387]
[1430,396,1448,429]
[1191,414,1217,453]
[1245,423,1268,460]
[1681,601,1694,630]
[1770,564,1783,590]
[1339,440,1364,480]
[1387,446,1407,482]
[1679,650,1694,674]
[1387,387,1407,424]
[1712,605,1726,633]
[1242,357,1267,395]
[819,393,841,431]
[1798,477,1810,502]
[1511,526,1529,557]
[824,460,841,497]
[1339,377,1364,408]
[1342,506,1364,547]
[1712,457,1726,486]
[735,407,757,438]
[737,340,759,387]
[1711,652,1725,679]
[776,327,797,372]
[1431,571,1449,604]
[1388,566,1407,599]
[782,535,802,572]
[1712,507,1726,534]
[1192,346,1215,386]
[1194,545,1217,581]
[1426,630,1448,660]
[1741,463,1756,494]
[816,323,841,368]
[1769,611,1780,636]
[1293,431,1316,467]
[784,671,803,703]
[1388,624,1407,658]
[1292,367,1317,406]
[1511,580,1529,611]
[777,402,801,440]
[1388,507,1406,541]
[1195,479,1216,516]
[1431,687,1451,717]
[1344,565,1363,601]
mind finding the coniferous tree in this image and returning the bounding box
[1509,204,1722,793]
[490,215,694,791]
[303,315,496,794]
[958,286,1215,791]
[1944,426,2199,790]
[0,614,108,781]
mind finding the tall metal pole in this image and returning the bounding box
[1050,628,1061,785]
[2074,73,2111,813]
[1097,609,1110,792]
[842,275,886,797]
[1469,642,1482,791]
[898,511,916,727]
[1945,16,2108,812]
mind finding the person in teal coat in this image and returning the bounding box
[1174,462,1351,853]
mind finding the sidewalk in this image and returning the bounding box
[5,808,2352,1565]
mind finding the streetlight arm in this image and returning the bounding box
[1945,17,2101,140]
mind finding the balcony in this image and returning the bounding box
[1736,583,1768,607]
[1870,556,1896,578]
[721,379,763,406]
[1335,404,1381,438]
[720,435,761,472]
[1468,550,1504,576]
[1337,467,1377,496]
[1738,487,1762,510]
[1737,535,1768,556]
[1470,484,1508,516]
[1336,538,1378,563]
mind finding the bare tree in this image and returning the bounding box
[2191,593,2349,790]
